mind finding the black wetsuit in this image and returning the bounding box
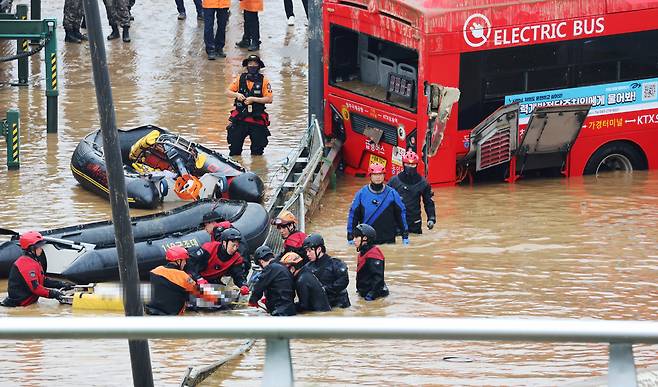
[307,253,350,308]
[356,244,389,300]
[294,265,330,312]
[249,262,296,316]
[388,169,436,234]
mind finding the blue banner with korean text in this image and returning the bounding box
[505,77,658,120]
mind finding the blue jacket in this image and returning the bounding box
[347,184,408,244]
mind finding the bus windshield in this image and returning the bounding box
[328,24,419,111]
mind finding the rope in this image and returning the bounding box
[0,39,46,63]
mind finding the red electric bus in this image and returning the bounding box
[322,0,658,184]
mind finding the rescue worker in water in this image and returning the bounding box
[303,234,351,308]
[1,231,74,307]
[388,150,436,234]
[353,223,389,301]
[347,162,409,245]
[186,228,251,297]
[248,246,297,316]
[271,210,307,260]
[280,251,331,312]
[200,211,252,276]
[226,54,273,156]
[146,246,218,315]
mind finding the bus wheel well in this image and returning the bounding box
[583,141,648,175]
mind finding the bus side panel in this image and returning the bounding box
[569,113,658,175]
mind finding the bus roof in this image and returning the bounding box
[339,0,658,34]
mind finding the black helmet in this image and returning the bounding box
[220,228,242,242]
[212,225,227,241]
[201,211,225,225]
[354,224,377,241]
[253,245,274,262]
[302,234,325,250]
[242,54,265,68]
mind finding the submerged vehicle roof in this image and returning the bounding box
[325,0,644,34]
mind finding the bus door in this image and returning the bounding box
[515,104,591,179]
[460,103,590,182]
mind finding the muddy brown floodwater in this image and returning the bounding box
[1,0,657,386]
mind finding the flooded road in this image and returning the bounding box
[1,1,658,386]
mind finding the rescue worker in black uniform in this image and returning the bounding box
[353,224,389,301]
[248,246,296,316]
[146,246,218,315]
[388,150,436,234]
[280,251,330,312]
[2,231,73,307]
[303,234,351,308]
[225,54,273,156]
[186,229,250,298]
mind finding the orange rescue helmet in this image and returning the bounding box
[166,246,189,262]
[280,252,303,267]
[271,210,297,226]
[19,231,46,250]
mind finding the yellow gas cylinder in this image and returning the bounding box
[71,292,125,312]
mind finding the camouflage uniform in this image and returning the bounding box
[103,0,131,27]
[0,0,13,13]
[63,0,84,31]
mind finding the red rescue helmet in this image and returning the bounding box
[165,246,189,262]
[19,231,46,250]
[402,150,419,165]
[368,163,386,176]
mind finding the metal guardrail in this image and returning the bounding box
[263,116,325,253]
[1,316,657,386]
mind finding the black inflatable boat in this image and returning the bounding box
[70,125,264,209]
[0,199,269,283]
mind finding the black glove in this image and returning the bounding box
[49,289,64,301]
[61,283,76,291]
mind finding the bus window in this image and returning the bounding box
[328,24,419,111]
[459,29,658,131]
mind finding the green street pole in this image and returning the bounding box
[5,109,20,169]
[15,5,28,86]
[29,0,40,44]
[43,19,57,133]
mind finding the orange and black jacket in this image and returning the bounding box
[2,255,66,307]
[146,263,217,315]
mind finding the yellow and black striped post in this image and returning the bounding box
[5,109,20,169]
[15,5,29,86]
[44,21,58,133]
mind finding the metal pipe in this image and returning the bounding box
[29,0,40,45]
[15,4,28,86]
[263,339,293,387]
[0,317,657,343]
[307,0,323,128]
[80,0,153,386]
